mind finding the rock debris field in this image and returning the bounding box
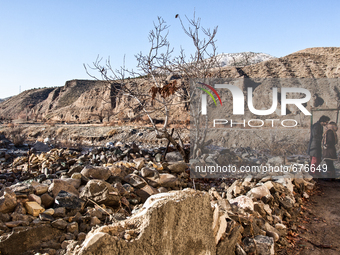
[0,133,330,255]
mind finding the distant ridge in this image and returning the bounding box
[0,97,10,103]
[1,47,340,123]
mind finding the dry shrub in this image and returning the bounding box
[109,121,116,126]
[117,120,124,126]
[56,127,65,136]
[57,139,84,150]
[107,129,118,137]
[142,115,149,122]
[117,112,125,121]
[169,123,181,129]
[46,120,56,127]
[58,139,73,148]
[7,123,15,128]
[12,134,25,147]
[8,127,25,146]
[36,137,44,142]
[269,142,308,156]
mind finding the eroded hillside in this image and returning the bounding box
[1,47,340,124]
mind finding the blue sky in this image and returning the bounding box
[0,0,339,98]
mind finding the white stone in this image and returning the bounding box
[247,185,271,200]
[230,195,254,211]
[273,177,294,194]
[263,181,274,191]
[303,192,309,199]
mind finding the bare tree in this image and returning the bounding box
[85,13,221,162]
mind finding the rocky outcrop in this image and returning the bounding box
[0,80,109,122]
[72,189,216,255]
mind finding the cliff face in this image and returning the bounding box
[0,80,111,122]
[1,47,340,123]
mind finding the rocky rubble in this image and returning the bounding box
[69,173,314,255]
[0,134,316,254]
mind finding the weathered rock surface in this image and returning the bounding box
[0,225,63,255]
[72,189,216,255]
[158,173,178,188]
[41,193,54,208]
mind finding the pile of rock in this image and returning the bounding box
[0,139,316,254]
[210,173,314,254]
[69,173,314,255]
[0,142,194,254]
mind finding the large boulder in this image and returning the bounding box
[60,177,81,189]
[72,189,216,255]
[140,167,159,178]
[25,201,45,217]
[133,158,146,170]
[80,180,120,206]
[158,174,178,188]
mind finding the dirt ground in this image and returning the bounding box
[285,180,340,254]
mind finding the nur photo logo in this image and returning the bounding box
[197,82,222,115]
[198,81,311,116]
